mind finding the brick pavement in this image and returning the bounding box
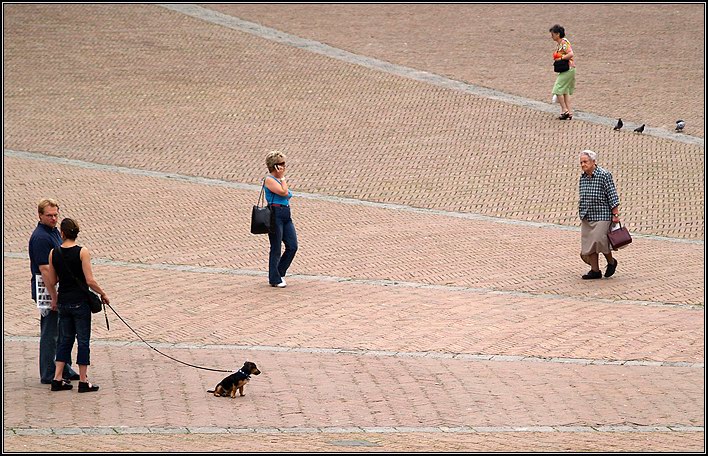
[4,154,704,307]
[210,3,705,139]
[2,4,704,453]
[3,4,704,239]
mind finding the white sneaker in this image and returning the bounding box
[271,279,287,288]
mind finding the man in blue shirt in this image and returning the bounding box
[29,198,78,384]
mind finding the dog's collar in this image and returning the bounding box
[238,369,250,379]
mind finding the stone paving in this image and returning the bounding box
[2,4,704,453]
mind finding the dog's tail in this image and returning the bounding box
[206,389,215,393]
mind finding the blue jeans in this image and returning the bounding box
[39,309,76,383]
[268,205,298,285]
[56,302,92,366]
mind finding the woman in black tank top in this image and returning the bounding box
[46,218,110,393]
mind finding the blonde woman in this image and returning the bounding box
[264,151,298,288]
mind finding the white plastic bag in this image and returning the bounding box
[551,94,558,104]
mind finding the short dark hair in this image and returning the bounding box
[549,24,565,38]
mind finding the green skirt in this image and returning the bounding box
[552,67,576,95]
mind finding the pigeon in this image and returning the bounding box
[634,124,645,133]
[675,120,685,132]
[613,118,623,130]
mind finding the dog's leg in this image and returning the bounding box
[214,385,224,397]
[238,385,245,396]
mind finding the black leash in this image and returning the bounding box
[102,302,231,373]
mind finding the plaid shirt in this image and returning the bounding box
[578,166,620,221]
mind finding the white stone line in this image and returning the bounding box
[4,251,703,309]
[7,424,704,436]
[4,149,702,246]
[157,4,704,148]
[3,336,703,369]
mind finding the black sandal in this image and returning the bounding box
[50,379,73,391]
[78,381,99,393]
[558,112,570,120]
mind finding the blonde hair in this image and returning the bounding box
[37,198,59,215]
[265,151,286,171]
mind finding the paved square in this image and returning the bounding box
[3,4,704,452]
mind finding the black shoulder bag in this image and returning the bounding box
[554,59,570,73]
[251,177,274,234]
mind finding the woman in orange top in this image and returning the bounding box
[550,24,576,120]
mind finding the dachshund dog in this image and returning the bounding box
[207,361,261,398]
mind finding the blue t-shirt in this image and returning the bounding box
[29,222,62,301]
[264,175,293,206]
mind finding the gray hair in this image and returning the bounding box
[579,150,597,162]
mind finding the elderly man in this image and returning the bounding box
[578,150,621,279]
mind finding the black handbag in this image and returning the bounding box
[55,248,104,313]
[250,178,274,234]
[86,290,103,313]
[607,222,632,250]
[554,59,570,73]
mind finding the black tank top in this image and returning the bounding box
[52,245,88,306]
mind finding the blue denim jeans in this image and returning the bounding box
[39,309,76,383]
[56,302,92,366]
[268,205,298,285]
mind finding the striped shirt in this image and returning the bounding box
[578,166,620,221]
